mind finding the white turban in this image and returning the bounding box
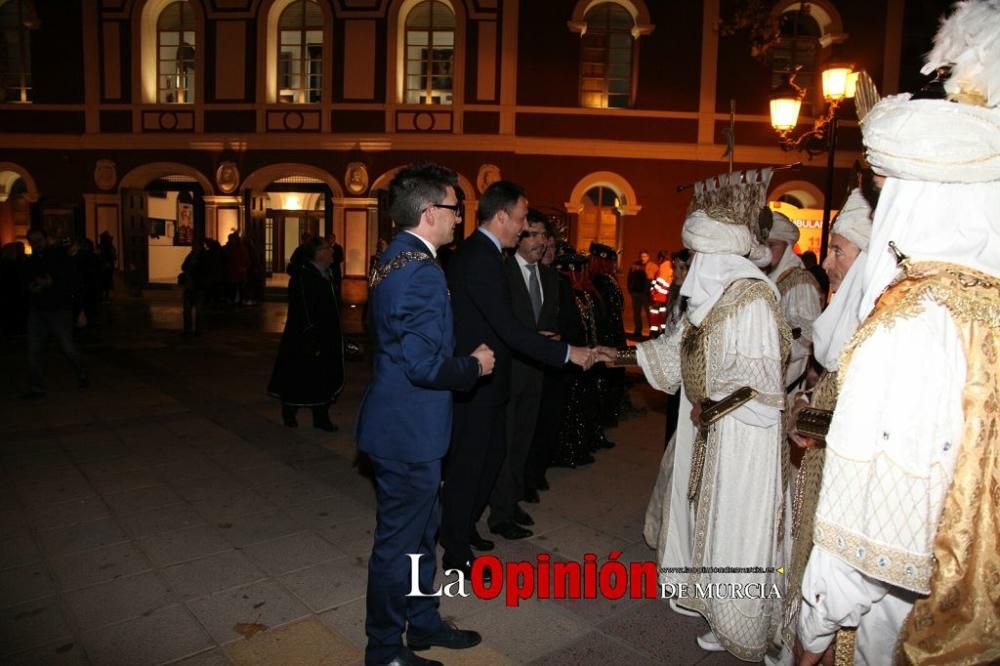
[748,242,773,268]
[681,208,754,256]
[863,95,1000,183]
[768,210,800,244]
[830,188,873,252]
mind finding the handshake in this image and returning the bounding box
[569,345,619,371]
[470,344,622,375]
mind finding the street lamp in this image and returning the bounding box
[769,61,856,261]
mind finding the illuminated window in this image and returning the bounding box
[278,0,323,104]
[404,0,455,105]
[579,3,634,109]
[578,186,622,250]
[0,0,32,103]
[157,1,196,103]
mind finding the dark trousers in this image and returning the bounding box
[525,370,563,491]
[441,401,506,565]
[365,455,443,665]
[27,309,86,393]
[489,374,542,528]
[664,390,682,449]
[182,288,205,334]
[630,290,649,336]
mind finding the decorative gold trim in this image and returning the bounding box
[368,250,435,289]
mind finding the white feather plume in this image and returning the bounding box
[921,0,1000,107]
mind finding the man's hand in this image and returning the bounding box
[568,345,596,370]
[471,343,495,376]
[793,638,834,666]
[594,346,617,364]
[788,393,817,449]
[690,400,709,426]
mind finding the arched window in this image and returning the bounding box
[580,3,634,109]
[404,0,455,105]
[578,186,623,250]
[278,0,323,104]
[157,1,196,103]
[771,7,821,113]
[0,0,33,103]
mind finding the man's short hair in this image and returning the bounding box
[388,163,458,230]
[477,180,526,225]
[303,236,327,262]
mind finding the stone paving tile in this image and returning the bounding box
[80,604,213,666]
[229,463,304,490]
[0,597,74,657]
[103,483,186,515]
[0,563,58,608]
[242,531,343,577]
[154,458,230,487]
[86,469,163,495]
[528,630,659,666]
[15,476,98,507]
[222,617,361,666]
[278,558,367,613]
[28,496,112,531]
[254,479,340,509]
[0,528,42,569]
[0,509,30,533]
[190,490,279,525]
[292,494,374,531]
[49,542,152,591]
[529,523,630,562]
[7,640,89,666]
[461,597,592,663]
[186,579,311,645]
[117,502,208,539]
[204,447,281,474]
[317,599,366,649]
[596,599,713,665]
[139,525,234,568]
[161,550,267,600]
[167,647,233,665]
[216,511,305,548]
[64,571,175,631]
[169,473,249,504]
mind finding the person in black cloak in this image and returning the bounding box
[268,236,345,431]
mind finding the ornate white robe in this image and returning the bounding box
[639,278,792,661]
[798,298,965,665]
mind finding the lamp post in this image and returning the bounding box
[769,64,857,261]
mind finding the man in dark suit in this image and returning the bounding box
[441,181,595,573]
[356,163,495,666]
[487,211,561,535]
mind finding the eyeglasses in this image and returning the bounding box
[428,203,463,218]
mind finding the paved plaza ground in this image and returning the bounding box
[1,291,747,665]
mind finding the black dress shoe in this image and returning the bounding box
[512,506,534,526]
[470,529,494,552]
[408,623,482,652]
[537,478,550,491]
[598,437,616,449]
[490,522,533,540]
[372,648,442,666]
[442,558,492,584]
[522,488,540,504]
[313,420,339,432]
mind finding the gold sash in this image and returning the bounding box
[877,262,1000,666]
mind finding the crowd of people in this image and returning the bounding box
[351,3,999,665]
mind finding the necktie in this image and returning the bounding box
[528,263,542,323]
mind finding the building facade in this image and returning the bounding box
[0,0,945,301]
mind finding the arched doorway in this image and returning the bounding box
[0,163,39,247]
[565,171,641,255]
[118,163,214,290]
[768,179,827,257]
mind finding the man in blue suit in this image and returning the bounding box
[356,163,495,666]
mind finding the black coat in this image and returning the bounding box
[447,229,567,406]
[268,262,344,406]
